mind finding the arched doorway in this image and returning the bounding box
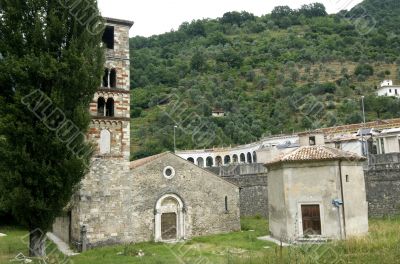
[253,151,257,163]
[197,157,204,167]
[155,194,185,242]
[187,157,194,163]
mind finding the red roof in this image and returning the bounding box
[266,145,365,167]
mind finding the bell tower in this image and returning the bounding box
[88,18,133,160]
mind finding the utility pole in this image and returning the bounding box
[361,96,369,163]
[173,125,177,153]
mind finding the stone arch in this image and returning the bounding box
[224,155,231,165]
[196,157,204,167]
[206,156,213,167]
[215,156,222,166]
[106,98,114,117]
[99,129,111,154]
[232,154,238,163]
[102,68,109,87]
[247,152,252,163]
[240,153,246,163]
[97,97,105,116]
[253,151,257,163]
[187,157,194,163]
[110,68,117,88]
[155,194,185,242]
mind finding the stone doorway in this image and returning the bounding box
[161,213,177,240]
[301,204,321,235]
[155,194,185,242]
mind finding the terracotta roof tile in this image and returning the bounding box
[266,145,365,166]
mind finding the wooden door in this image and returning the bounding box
[161,213,177,240]
[301,205,321,235]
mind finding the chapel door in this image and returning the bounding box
[301,204,321,235]
[161,213,177,240]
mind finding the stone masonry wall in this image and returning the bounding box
[208,164,268,217]
[365,154,400,217]
[223,174,268,218]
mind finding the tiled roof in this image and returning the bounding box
[129,152,169,169]
[320,118,400,134]
[266,145,365,166]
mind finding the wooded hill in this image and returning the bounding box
[129,0,400,159]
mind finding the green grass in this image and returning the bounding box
[1,217,400,264]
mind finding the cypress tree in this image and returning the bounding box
[0,0,104,256]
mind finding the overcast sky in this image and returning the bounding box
[97,0,363,37]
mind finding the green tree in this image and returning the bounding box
[0,0,104,256]
[190,51,207,72]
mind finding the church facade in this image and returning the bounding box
[52,18,241,250]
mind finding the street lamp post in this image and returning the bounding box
[173,125,177,153]
[361,96,369,162]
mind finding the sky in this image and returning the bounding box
[97,0,364,37]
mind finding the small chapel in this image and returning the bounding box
[265,132,369,242]
[52,18,240,250]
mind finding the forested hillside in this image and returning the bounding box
[129,0,400,159]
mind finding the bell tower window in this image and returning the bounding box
[102,26,114,49]
[110,68,117,88]
[103,68,109,87]
[106,98,114,117]
[97,97,105,116]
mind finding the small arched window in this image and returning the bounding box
[206,156,213,167]
[232,154,238,163]
[103,68,109,87]
[197,157,204,167]
[97,97,105,116]
[215,156,222,166]
[99,129,111,154]
[247,152,252,163]
[106,98,114,117]
[253,151,257,163]
[224,155,231,165]
[110,68,117,88]
[240,153,246,163]
[225,196,228,212]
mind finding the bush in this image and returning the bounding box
[355,64,374,77]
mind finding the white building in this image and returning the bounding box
[377,80,400,98]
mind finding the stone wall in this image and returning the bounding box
[52,214,70,244]
[54,153,241,249]
[208,164,268,217]
[365,154,400,217]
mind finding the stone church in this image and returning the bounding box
[52,18,240,250]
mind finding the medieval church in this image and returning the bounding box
[52,18,241,250]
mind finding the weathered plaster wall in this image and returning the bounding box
[268,161,368,242]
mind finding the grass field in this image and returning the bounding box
[1,217,400,264]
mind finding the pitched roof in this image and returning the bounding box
[265,145,365,167]
[129,152,239,188]
[129,152,169,169]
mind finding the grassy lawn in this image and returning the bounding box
[1,217,400,264]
